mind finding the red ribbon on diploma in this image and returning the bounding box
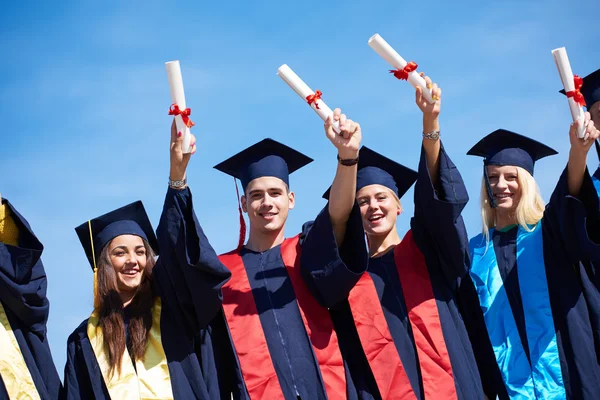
[168,104,195,128]
[390,61,418,81]
[566,75,586,107]
[306,90,323,109]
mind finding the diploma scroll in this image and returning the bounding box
[166,60,193,153]
[277,64,341,134]
[552,47,586,138]
[368,34,435,104]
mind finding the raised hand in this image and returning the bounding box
[324,108,361,159]
[570,111,600,155]
[416,74,441,134]
[170,119,197,182]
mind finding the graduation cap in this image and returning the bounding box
[559,68,600,111]
[467,129,557,208]
[74,201,158,272]
[323,146,418,200]
[214,138,313,190]
[559,68,600,160]
[213,138,313,250]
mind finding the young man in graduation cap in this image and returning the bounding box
[465,115,600,398]
[64,131,235,399]
[209,113,366,399]
[301,78,486,400]
[0,195,62,399]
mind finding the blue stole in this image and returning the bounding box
[469,222,566,399]
[592,170,600,197]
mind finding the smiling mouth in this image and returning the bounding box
[259,212,277,219]
[368,214,384,222]
[494,193,513,199]
[121,270,139,276]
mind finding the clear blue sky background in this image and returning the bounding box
[1,0,598,378]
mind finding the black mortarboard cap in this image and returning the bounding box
[74,201,158,271]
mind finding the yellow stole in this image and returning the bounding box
[87,297,173,400]
[0,302,41,400]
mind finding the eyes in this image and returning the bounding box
[249,190,283,200]
[358,194,388,206]
[112,249,146,258]
[488,174,517,184]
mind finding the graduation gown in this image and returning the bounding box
[0,199,62,400]
[301,145,484,400]
[63,188,233,399]
[467,166,600,399]
[215,214,370,399]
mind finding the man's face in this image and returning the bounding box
[241,176,294,234]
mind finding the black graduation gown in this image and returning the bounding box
[62,187,233,399]
[301,145,484,400]
[464,166,600,399]
[0,199,62,400]
[210,214,367,399]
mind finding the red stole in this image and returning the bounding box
[219,235,346,399]
[347,230,457,400]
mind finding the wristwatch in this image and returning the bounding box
[337,154,359,166]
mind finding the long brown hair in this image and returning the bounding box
[96,237,156,376]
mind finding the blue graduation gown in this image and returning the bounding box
[467,167,600,399]
[301,144,484,400]
[0,199,62,400]
[62,188,233,399]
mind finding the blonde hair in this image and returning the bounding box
[480,166,545,241]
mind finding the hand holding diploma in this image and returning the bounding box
[324,108,361,159]
[552,47,586,138]
[368,33,436,104]
[277,64,341,134]
[166,60,195,153]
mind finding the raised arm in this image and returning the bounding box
[412,78,470,288]
[153,122,231,334]
[326,108,361,246]
[300,109,368,308]
[546,113,600,263]
[568,112,600,197]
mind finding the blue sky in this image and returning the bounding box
[1,0,598,377]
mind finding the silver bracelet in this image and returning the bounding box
[423,130,440,140]
[169,178,187,189]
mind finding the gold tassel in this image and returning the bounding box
[88,221,100,309]
[93,267,100,309]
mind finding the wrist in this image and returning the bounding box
[169,168,186,182]
[337,149,359,160]
[422,115,440,133]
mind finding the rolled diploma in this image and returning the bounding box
[368,34,434,104]
[552,47,586,138]
[166,60,193,153]
[277,64,340,134]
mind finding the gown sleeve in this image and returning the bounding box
[300,201,369,308]
[544,165,600,263]
[153,187,232,336]
[411,142,470,291]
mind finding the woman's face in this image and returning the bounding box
[356,184,401,237]
[108,234,147,294]
[486,165,521,212]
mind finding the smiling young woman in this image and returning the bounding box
[301,77,487,400]
[63,124,235,399]
[465,116,600,399]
